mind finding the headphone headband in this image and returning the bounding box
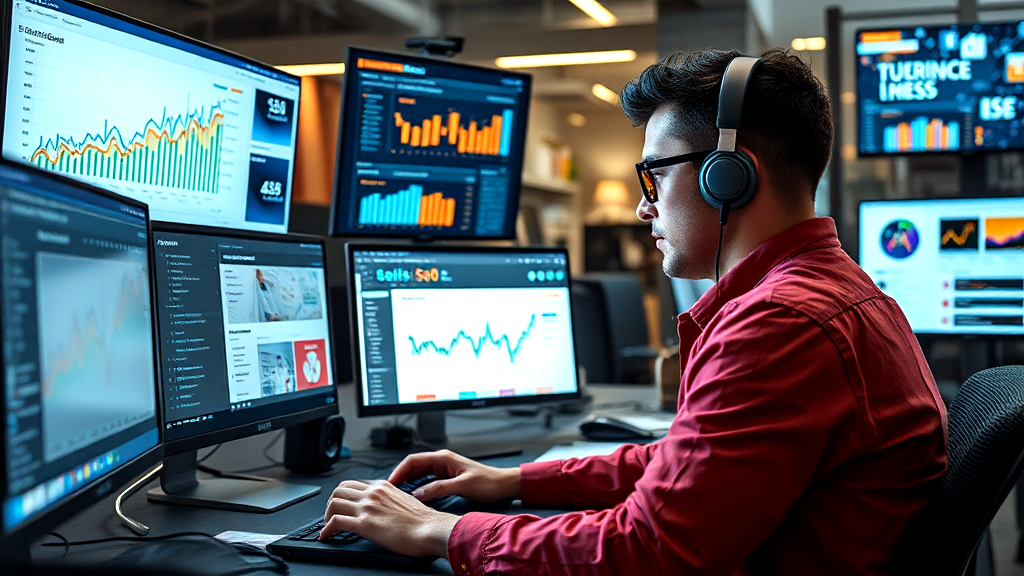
[716,56,761,152]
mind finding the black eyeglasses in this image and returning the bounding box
[635,150,714,204]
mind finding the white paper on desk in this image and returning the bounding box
[534,441,630,462]
[215,530,285,550]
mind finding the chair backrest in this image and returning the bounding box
[578,273,655,383]
[901,365,1024,576]
[570,280,613,384]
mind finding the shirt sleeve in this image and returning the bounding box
[518,442,661,509]
[447,302,857,576]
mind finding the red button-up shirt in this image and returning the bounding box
[447,218,947,575]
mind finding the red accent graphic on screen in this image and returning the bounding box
[293,339,329,390]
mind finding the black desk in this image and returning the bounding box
[32,383,657,575]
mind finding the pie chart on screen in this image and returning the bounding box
[881,220,920,259]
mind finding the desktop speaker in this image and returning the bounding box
[283,415,345,474]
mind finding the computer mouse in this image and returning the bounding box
[579,416,656,441]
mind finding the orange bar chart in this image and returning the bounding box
[418,192,455,227]
[394,104,511,156]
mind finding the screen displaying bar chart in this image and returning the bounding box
[332,47,530,239]
[355,179,471,230]
[392,95,513,157]
[883,117,961,153]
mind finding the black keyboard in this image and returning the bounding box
[287,475,454,545]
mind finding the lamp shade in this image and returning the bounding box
[594,179,629,206]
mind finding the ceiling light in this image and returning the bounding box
[567,112,587,127]
[495,50,636,69]
[841,91,856,105]
[276,63,346,76]
[591,83,619,106]
[791,37,826,51]
[568,0,617,26]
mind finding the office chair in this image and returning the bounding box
[574,273,659,384]
[899,365,1024,576]
[570,280,613,384]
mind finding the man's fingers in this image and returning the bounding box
[319,514,358,541]
[324,496,360,523]
[413,477,457,501]
[388,452,444,485]
[329,486,363,502]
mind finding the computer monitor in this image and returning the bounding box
[856,21,1024,155]
[346,244,581,440]
[859,197,1024,335]
[0,161,161,562]
[330,47,531,240]
[148,224,338,512]
[1,0,301,233]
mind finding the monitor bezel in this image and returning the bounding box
[150,221,340,457]
[0,159,163,553]
[0,0,303,233]
[856,195,1024,337]
[853,20,1023,158]
[329,46,532,241]
[345,242,582,417]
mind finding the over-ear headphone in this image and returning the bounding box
[698,55,762,222]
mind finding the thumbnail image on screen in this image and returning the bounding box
[1,0,300,233]
[331,48,531,239]
[349,247,579,414]
[859,197,1024,335]
[856,21,1024,155]
[1,163,159,533]
[152,231,336,442]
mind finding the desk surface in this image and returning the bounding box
[33,383,659,575]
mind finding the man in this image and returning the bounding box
[319,48,947,574]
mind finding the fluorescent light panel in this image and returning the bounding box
[591,83,619,105]
[791,37,826,51]
[276,63,346,76]
[568,0,617,26]
[495,50,636,69]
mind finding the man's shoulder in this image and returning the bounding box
[735,245,888,327]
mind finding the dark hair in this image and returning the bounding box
[620,48,833,203]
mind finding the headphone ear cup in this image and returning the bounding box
[698,150,758,210]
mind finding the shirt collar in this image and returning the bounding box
[687,217,841,330]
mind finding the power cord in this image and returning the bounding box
[114,463,163,535]
[40,531,288,574]
[715,202,730,284]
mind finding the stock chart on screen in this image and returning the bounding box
[860,197,1024,335]
[857,21,1024,155]
[331,48,531,239]
[2,0,300,232]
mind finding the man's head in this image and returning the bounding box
[621,48,833,279]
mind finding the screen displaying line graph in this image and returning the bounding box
[31,104,225,194]
[35,253,157,463]
[388,288,576,404]
[2,0,300,232]
[940,219,980,250]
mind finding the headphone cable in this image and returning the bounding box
[715,202,730,283]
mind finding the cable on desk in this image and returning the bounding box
[44,532,70,558]
[39,531,289,575]
[196,444,222,463]
[115,463,163,536]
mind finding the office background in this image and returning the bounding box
[5,0,1024,573]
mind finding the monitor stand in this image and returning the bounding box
[417,411,447,445]
[147,450,320,513]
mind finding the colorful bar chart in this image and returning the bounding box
[31,106,225,194]
[358,184,457,227]
[393,100,513,157]
[883,117,959,153]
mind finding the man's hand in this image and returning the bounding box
[388,449,521,503]
[320,480,459,558]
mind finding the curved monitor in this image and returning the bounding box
[330,47,531,240]
[0,161,161,551]
[856,21,1024,155]
[151,224,338,455]
[347,244,580,416]
[1,0,301,233]
[859,196,1024,335]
